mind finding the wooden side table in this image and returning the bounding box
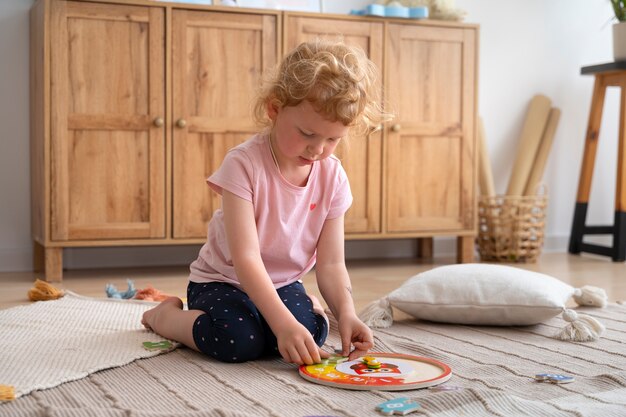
[568,62,626,261]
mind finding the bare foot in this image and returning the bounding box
[142,297,184,331]
[309,294,329,326]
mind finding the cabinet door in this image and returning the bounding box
[284,16,383,234]
[50,1,165,241]
[386,24,476,233]
[172,11,278,238]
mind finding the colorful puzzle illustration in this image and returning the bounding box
[299,353,451,391]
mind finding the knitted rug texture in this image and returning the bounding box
[1,295,625,416]
[0,292,176,399]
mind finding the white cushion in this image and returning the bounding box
[387,264,578,325]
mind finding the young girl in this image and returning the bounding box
[142,39,390,365]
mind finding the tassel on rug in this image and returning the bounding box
[555,285,607,342]
[358,297,394,328]
[0,384,15,401]
[555,308,605,342]
[27,279,64,301]
[572,285,608,308]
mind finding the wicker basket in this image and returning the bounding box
[476,193,548,263]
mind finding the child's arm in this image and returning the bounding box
[222,190,329,365]
[315,215,374,360]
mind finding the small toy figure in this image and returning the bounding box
[105,279,136,299]
[362,356,382,369]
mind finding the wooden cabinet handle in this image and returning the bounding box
[391,124,401,132]
[153,117,164,127]
[176,119,187,128]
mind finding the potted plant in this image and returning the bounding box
[611,0,626,61]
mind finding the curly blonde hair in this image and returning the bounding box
[254,39,392,134]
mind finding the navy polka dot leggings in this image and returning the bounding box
[187,281,328,363]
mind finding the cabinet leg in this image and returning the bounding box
[416,238,433,259]
[33,241,44,272]
[457,236,475,263]
[44,247,63,283]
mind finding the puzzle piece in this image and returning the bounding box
[320,354,348,365]
[142,340,174,351]
[363,356,382,369]
[534,373,575,384]
[376,397,421,415]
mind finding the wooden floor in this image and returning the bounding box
[0,252,624,311]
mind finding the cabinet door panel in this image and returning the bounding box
[386,24,475,233]
[284,16,383,234]
[50,1,165,240]
[172,11,278,238]
[387,134,462,229]
[68,130,151,226]
[394,33,463,131]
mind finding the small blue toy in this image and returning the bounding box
[376,397,421,415]
[105,279,137,299]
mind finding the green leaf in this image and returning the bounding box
[611,0,626,21]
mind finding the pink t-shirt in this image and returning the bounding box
[189,133,353,289]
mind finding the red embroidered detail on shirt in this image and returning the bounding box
[310,203,317,211]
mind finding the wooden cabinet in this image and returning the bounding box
[31,0,478,281]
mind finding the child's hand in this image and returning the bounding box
[275,321,330,365]
[338,314,374,361]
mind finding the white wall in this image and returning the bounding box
[0,0,33,271]
[0,0,620,272]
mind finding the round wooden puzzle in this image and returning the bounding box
[299,352,452,391]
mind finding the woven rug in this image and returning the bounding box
[0,292,177,400]
[1,295,625,417]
